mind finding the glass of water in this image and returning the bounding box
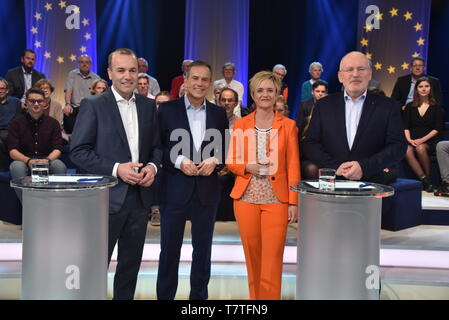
[31,161,49,184]
[318,168,336,191]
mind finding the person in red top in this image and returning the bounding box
[8,88,66,201]
[170,59,193,99]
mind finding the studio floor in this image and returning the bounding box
[1,191,449,300]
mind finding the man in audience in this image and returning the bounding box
[5,49,46,103]
[70,48,161,299]
[63,54,100,134]
[303,51,406,184]
[435,141,449,196]
[137,58,160,96]
[214,62,244,106]
[137,73,155,99]
[301,62,327,102]
[297,80,328,130]
[273,64,289,100]
[391,56,443,110]
[0,78,22,171]
[170,59,193,99]
[157,60,228,300]
[8,88,66,201]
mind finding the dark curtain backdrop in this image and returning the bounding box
[249,0,360,119]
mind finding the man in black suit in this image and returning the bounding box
[303,51,407,184]
[157,61,228,300]
[391,57,443,110]
[5,49,46,102]
[70,48,162,300]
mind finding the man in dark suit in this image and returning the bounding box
[157,60,228,300]
[303,51,407,184]
[391,57,443,109]
[70,48,161,300]
[5,49,46,101]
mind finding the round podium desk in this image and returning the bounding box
[11,175,117,300]
[292,181,394,300]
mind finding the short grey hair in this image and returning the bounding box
[272,64,287,75]
[309,62,323,73]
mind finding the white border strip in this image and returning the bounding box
[1,243,449,269]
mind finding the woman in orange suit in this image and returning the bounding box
[226,71,300,300]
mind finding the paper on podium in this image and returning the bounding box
[49,176,104,183]
[304,181,375,190]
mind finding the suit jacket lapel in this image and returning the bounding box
[335,93,351,153]
[105,90,129,149]
[351,94,376,151]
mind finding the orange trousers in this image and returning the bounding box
[234,200,289,300]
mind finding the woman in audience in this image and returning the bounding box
[90,79,109,95]
[33,79,69,142]
[274,96,289,116]
[226,71,300,300]
[403,76,444,192]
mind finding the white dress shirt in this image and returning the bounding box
[344,90,367,150]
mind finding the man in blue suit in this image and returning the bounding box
[303,51,407,184]
[70,48,161,299]
[157,60,228,300]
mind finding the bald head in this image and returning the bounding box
[338,51,372,99]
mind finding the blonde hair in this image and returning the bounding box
[249,71,281,98]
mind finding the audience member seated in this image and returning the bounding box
[301,62,327,101]
[272,64,288,100]
[170,59,193,99]
[214,62,244,106]
[435,141,449,196]
[63,54,100,134]
[275,96,289,117]
[7,88,66,201]
[90,79,109,95]
[137,73,155,99]
[391,56,443,110]
[137,57,161,96]
[403,77,444,192]
[33,79,69,143]
[0,78,22,171]
[5,49,46,103]
[296,80,328,179]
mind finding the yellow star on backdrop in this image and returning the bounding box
[390,8,398,17]
[363,24,373,32]
[412,52,420,58]
[57,56,64,64]
[375,12,383,21]
[414,23,423,32]
[374,62,382,70]
[58,1,67,9]
[401,62,410,70]
[34,12,42,21]
[417,37,425,46]
[70,54,77,62]
[365,52,373,60]
[82,18,89,26]
[44,51,51,59]
[44,2,52,11]
[360,38,369,47]
[404,11,413,21]
[30,26,38,34]
[387,66,396,74]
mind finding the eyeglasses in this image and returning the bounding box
[340,67,370,74]
[27,99,45,105]
[220,98,236,103]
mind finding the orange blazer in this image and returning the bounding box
[226,111,300,205]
